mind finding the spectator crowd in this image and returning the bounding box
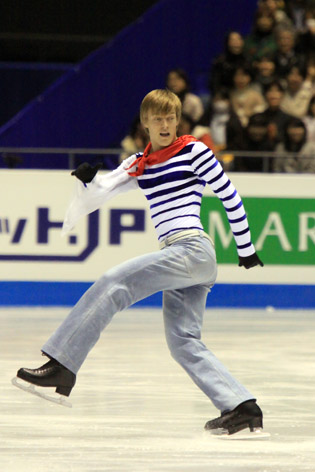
[121,0,315,173]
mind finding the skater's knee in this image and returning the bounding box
[107,284,133,312]
[83,273,113,303]
[166,336,193,364]
[86,275,133,312]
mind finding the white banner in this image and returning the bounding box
[1,170,314,285]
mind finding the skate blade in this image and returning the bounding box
[214,428,270,441]
[11,377,72,408]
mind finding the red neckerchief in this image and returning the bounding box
[127,135,198,177]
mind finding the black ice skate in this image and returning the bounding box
[12,358,76,408]
[205,400,269,439]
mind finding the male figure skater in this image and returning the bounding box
[15,89,264,436]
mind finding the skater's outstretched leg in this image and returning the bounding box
[13,239,216,403]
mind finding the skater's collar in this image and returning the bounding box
[126,135,198,177]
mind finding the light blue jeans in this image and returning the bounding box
[42,234,254,412]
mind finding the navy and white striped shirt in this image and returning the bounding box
[136,140,254,258]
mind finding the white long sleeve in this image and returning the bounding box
[62,155,138,235]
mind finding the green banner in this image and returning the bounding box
[200,197,315,265]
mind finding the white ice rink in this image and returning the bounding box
[1,307,315,472]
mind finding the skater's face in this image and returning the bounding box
[143,109,179,152]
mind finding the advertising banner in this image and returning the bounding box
[201,197,315,266]
[1,170,314,308]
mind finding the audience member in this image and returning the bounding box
[284,0,310,32]
[234,113,274,172]
[303,94,315,142]
[166,68,204,122]
[200,90,245,152]
[229,65,266,127]
[297,5,315,58]
[273,24,305,80]
[201,0,315,173]
[305,56,315,92]
[280,64,313,117]
[258,0,292,26]
[274,117,315,172]
[244,10,278,61]
[120,115,149,162]
[209,31,248,94]
[251,54,278,94]
[177,113,216,150]
[255,80,294,145]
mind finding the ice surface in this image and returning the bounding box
[1,307,315,471]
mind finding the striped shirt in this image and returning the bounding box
[136,140,255,258]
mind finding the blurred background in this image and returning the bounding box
[1,0,314,172]
[0,1,157,130]
[0,0,261,168]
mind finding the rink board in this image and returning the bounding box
[0,280,313,308]
[0,170,314,308]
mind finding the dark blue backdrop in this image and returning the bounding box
[0,0,258,149]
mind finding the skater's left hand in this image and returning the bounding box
[71,162,103,184]
[238,253,264,269]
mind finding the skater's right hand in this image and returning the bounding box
[71,162,102,184]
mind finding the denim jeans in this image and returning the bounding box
[42,234,254,412]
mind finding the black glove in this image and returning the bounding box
[238,253,264,269]
[71,162,102,184]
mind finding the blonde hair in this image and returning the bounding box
[140,89,182,124]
